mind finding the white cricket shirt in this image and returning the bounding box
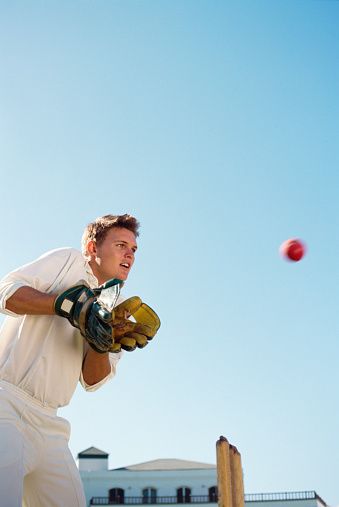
[0,247,123,409]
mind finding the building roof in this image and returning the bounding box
[78,447,109,458]
[113,458,216,471]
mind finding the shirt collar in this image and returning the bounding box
[83,259,125,290]
[84,260,99,288]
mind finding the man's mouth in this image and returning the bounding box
[120,263,130,269]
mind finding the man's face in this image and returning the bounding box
[88,227,137,285]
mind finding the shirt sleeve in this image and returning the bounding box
[0,248,77,317]
[79,349,124,392]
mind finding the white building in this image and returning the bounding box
[77,447,328,507]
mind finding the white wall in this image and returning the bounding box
[80,468,217,506]
[78,457,109,472]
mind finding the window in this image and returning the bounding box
[209,486,218,502]
[177,487,191,504]
[109,488,125,504]
[142,488,157,504]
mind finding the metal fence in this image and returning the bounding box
[90,491,323,506]
[90,497,215,505]
[245,492,318,502]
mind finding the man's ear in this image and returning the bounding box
[86,240,97,256]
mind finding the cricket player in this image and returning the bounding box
[0,214,160,507]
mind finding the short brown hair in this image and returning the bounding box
[81,214,140,256]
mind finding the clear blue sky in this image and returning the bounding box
[1,0,339,504]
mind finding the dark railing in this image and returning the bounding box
[246,492,318,502]
[90,497,213,505]
[246,492,326,507]
[90,491,324,506]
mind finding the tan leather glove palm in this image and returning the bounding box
[110,297,161,352]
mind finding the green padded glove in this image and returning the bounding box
[110,296,161,352]
[54,279,122,353]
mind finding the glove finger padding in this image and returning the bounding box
[117,332,148,351]
[132,303,161,340]
[117,336,138,352]
[125,332,148,348]
[111,297,143,338]
[113,321,153,339]
[112,328,151,351]
[113,298,160,339]
[114,297,143,319]
[109,342,122,353]
[109,298,160,352]
[112,319,137,339]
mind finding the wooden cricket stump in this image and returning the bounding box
[216,436,245,507]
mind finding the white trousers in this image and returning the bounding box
[0,381,86,507]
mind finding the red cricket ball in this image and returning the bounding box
[280,238,306,262]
